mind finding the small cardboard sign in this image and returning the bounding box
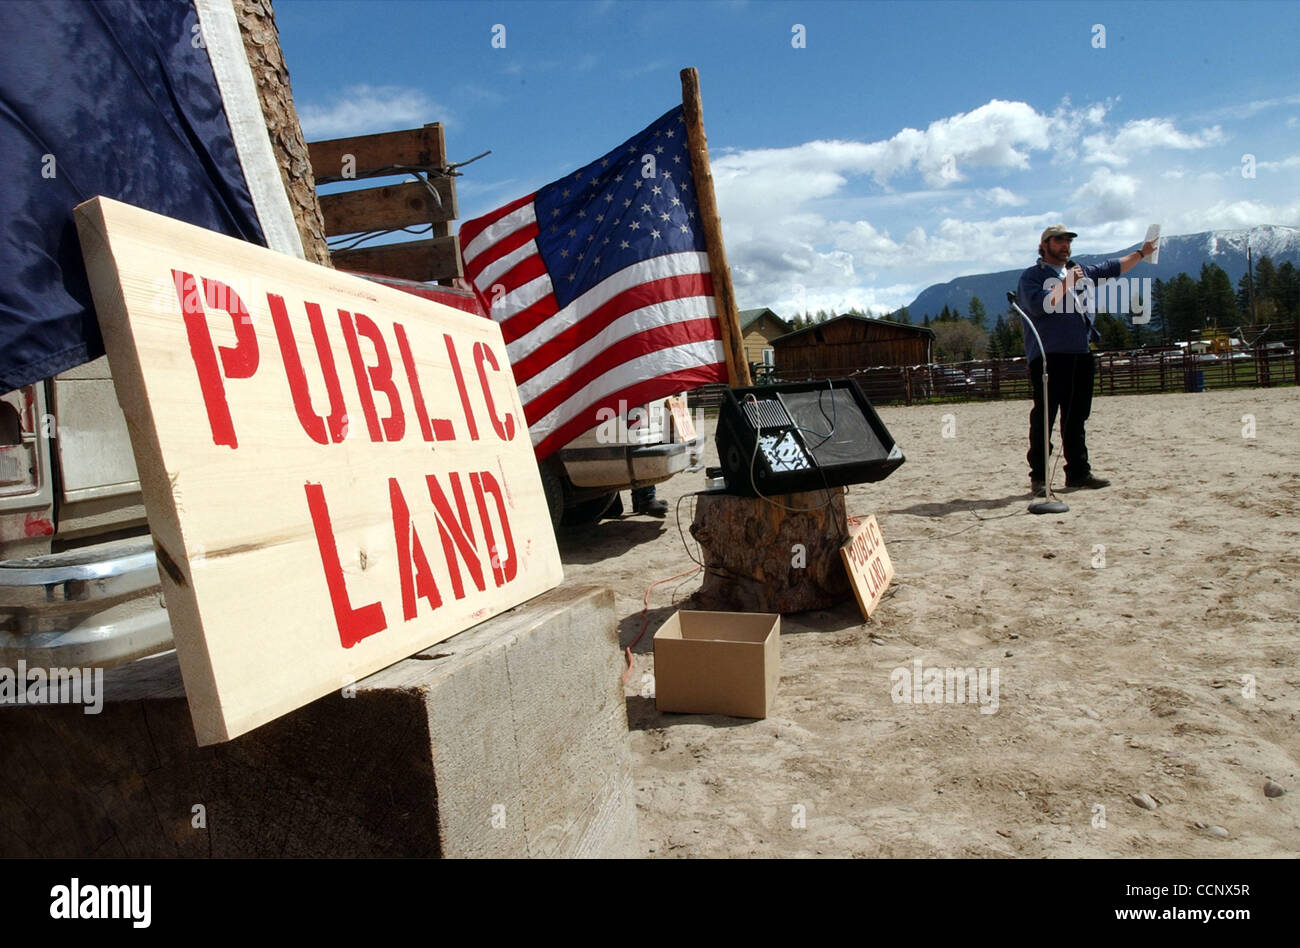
[840,515,894,619]
[665,395,695,441]
[75,197,563,745]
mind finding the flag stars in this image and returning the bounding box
[672,155,682,164]
[596,213,605,223]
[665,128,675,138]
[641,203,651,214]
[629,221,640,230]
[600,159,609,167]
[633,180,643,189]
[651,185,662,196]
[577,209,586,218]
[562,189,570,198]
[620,240,630,249]
[604,193,614,202]
[650,229,660,239]
[679,224,690,234]
[559,249,569,258]
[662,170,672,180]
[551,208,561,217]
[614,174,624,183]
[660,212,671,222]
[567,273,576,282]
[568,228,577,237]
[655,145,664,154]
[593,256,600,266]
[623,198,631,207]
[670,197,680,207]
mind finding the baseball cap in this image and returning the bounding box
[1040,225,1078,242]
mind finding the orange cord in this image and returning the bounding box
[621,564,702,683]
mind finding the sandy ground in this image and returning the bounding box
[555,386,1300,857]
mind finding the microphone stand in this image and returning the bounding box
[1005,291,1068,514]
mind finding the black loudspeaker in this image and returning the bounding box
[715,379,904,496]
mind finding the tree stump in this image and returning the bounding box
[690,490,851,613]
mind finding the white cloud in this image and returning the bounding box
[709,95,1294,313]
[1069,168,1141,224]
[298,85,448,139]
[981,187,1027,207]
[1258,154,1300,171]
[1081,118,1225,166]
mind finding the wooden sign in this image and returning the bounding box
[665,395,695,441]
[74,197,563,745]
[840,515,894,619]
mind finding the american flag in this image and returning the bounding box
[458,106,727,459]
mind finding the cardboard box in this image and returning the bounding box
[653,611,780,718]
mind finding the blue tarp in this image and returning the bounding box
[0,0,267,391]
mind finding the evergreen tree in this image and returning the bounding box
[1095,313,1130,350]
[1236,270,1254,320]
[1150,277,1167,344]
[1254,255,1277,305]
[1165,273,1201,341]
[895,306,911,324]
[1275,262,1300,320]
[987,315,1005,359]
[922,313,931,327]
[1198,262,1237,328]
[967,295,986,327]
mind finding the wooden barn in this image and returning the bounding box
[772,315,934,378]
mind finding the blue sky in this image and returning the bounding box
[276,0,1300,316]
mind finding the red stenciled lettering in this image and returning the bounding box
[473,341,516,442]
[339,310,405,442]
[267,294,348,444]
[470,470,517,587]
[174,270,259,448]
[303,483,387,648]
[443,334,480,441]
[389,477,442,620]
[425,471,487,600]
[394,322,456,442]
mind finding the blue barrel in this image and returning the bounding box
[1184,369,1205,393]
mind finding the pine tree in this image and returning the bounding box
[1275,262,1300,320]
[895,306,911,324]
[1165,273,1202,341]
[1198,262,1237,328]
[987,315,1005,359]
[967,296,986,327]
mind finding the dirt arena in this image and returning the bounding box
[556,385,1300,857]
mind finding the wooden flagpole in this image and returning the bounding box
[681,67,751,387]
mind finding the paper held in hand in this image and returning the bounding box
[840,515,895,620]
[74,196,563,745]
[1143,223,1161,265]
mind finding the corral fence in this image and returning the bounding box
[687,326,1299,409]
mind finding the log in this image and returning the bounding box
[690,489,852,613]
[233,0,333,267]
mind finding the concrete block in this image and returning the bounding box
[0,585,637,858]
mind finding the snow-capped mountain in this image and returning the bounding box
[903,225,1300,320]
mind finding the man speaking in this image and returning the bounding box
[1017,225,1157,495]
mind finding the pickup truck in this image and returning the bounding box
[0,273,705,670]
